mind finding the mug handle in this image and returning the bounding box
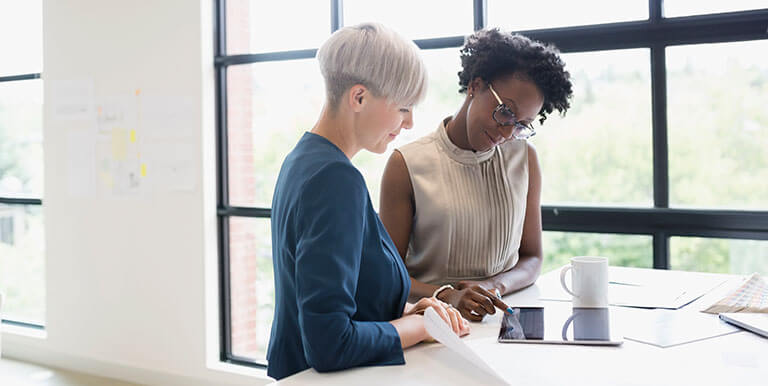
[561,312,577,341]
[560,264,577,297]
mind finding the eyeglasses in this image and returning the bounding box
[488,83,536,140]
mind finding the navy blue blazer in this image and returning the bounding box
[267,132,411,380]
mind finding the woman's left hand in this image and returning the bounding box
[404,297,470,337]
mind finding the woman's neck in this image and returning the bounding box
[444,96,474,151]
[310,105,359,159]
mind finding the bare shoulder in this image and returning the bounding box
[526,141,540,166]
[525,141,542,189]
[381,150,414,199]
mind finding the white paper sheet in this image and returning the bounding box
[615,307,740,348]
[66,129,96,197]
[49,79,95,121]
[423,307,508,385]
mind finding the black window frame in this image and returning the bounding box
[0,72,44,330]
[214,0,768,368]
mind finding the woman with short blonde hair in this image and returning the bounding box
[267,23,469,380]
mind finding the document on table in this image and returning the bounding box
[538,266,729,309]
[423,307,508,385]
[616,307,741,348]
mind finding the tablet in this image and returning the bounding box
[498,305,623,346]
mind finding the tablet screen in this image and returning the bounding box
[498,305,623,345]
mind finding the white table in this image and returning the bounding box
[275,268,768,385]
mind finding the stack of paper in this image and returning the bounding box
[702,273,768,314]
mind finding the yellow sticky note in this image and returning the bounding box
[129,129,136,143]
[140,164,147,177]
[111,128,128,161]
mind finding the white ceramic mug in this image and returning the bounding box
[559,256,609,308]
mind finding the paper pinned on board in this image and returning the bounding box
[423,307,508,385]
[50,79,95,121]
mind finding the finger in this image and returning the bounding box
[459,316,471,336]
[446,307,461,334]
[461,299,489,318]
[431,304,452,327]
[458,305,483,322]
[475,287,511,312]
[409,299,426,314]
[468,290,496,314]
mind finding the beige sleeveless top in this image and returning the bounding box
[397,117,529,285]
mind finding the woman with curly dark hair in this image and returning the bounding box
[379,29,573,322]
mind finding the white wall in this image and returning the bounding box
[1,1,270,384]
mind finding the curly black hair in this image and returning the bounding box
[458,29,573,125]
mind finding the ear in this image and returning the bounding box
[467,77,485,97]
[347,84,368,113]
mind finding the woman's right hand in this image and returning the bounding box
[437,285,507,322]
[404,297,470,337]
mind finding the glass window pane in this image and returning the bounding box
[229,216,273,362]
[227,49,465,210]
[536,49,652,206]
[226,0,330,54]
[226,59,324,208]
[344,0,473,40]
[667,41,768,209]
[542,231,652,274]
[488,0,647,31]
[670,236,768,275]
[0,204,45,324]
[353,48,465,209]
[664,0,767,17]
[0,0,42,76]
[0,79,44,198]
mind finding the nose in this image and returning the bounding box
[402,110,414,130]
[498,123,516,140]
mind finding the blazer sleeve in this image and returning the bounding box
[294,161,405,372]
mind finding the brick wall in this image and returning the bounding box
[224,0,261,360]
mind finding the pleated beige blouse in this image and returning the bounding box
[397,117,529,285]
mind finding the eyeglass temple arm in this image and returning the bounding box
[487,84,504,105]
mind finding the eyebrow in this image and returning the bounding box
[501,97,535,123]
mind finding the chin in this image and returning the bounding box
[367,144,388,154]
[470,135,492,153]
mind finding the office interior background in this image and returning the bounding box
[0,0,767,385]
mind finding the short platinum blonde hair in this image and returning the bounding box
[317,22,428,109]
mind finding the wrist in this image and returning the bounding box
[411,314,429,342]
[432,284,454,300]
[486,278,505,295]
[436,287,455,304]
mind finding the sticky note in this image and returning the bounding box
[140,164,147,177]
[130,129,136,143]
[111,128,128,161]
